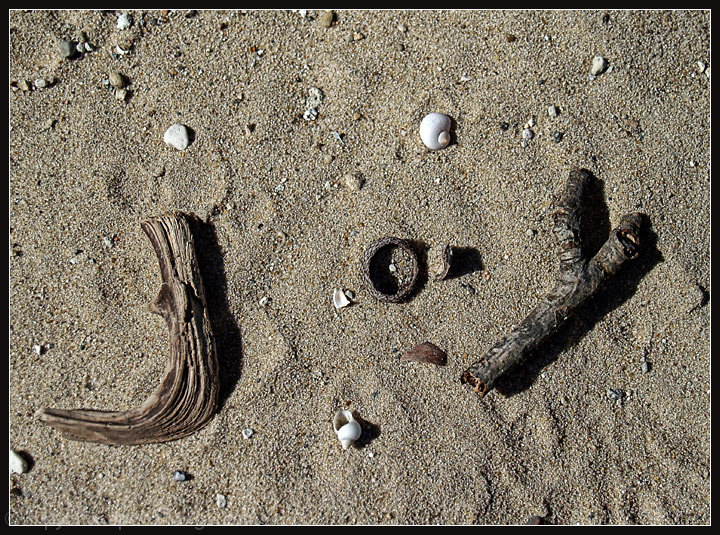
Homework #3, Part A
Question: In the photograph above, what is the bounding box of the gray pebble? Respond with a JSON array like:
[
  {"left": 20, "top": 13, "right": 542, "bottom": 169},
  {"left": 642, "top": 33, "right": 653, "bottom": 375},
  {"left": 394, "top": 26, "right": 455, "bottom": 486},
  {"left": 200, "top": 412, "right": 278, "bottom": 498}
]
[
  {"left": 344, "top": 172, "right": 364, "bottom": 192},
  {"left": 59, "top": 40, "right": 78, "bottom": 59},
  {"left": 318, "top": 10, "right": 335, "bottom": 28},
  {"left": 173, "top": 470, "right": 187, "bottom": 482},
  {"left": 552, "top": 131, "right": 564, "bottom": 143},
  {"left": 548, "top": 105, "right": 559, "bottom": 117},
  {"left": 641, "top": 361, "right": 650, "bottom": 374},
  {"left": 108, "top": 72, "right": 126, "bottom": 89},
  {"left": 521, "top": 128, "right": 534, "bottom": 140}
]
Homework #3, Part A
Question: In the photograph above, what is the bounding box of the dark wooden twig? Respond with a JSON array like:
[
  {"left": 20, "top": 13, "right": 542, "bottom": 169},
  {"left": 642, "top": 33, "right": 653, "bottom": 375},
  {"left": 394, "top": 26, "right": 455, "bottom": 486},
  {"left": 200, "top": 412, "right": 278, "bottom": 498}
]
[
  {"left": 461, "top": 169, "right": 644, "bottom": 397},
  {"left": 38, "top": 213, "right": 219, "bottom": 444}
]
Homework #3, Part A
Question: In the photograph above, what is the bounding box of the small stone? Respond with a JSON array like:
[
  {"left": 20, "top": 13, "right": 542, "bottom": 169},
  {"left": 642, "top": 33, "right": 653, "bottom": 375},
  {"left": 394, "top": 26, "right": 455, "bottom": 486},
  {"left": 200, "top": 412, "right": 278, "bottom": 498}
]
[
  {"left": 499, "top": 122, "right": 510, "bottom": 131},
  {"left": 697, "top": 60, "right": 706, "bottom": 73},
  {"left": 241, "top": 428, "right": 254, "bottom": 440},
  {"left": 108, "top": 72, "right": 126, "bottom": 89},
  {"left": 521, "top": 128, "right": 534, "bottom": 140},
  {"left": 590, "top": 55, "right": 608, "bottom": 76},
  {"left": 641, "top": 361, "right": 650, "bottom": 374},
  {"left": 525, "top": 228, "right": 537, "bottom": 238},
  {"left": 303, "top": 108, "right": 318, "bottom": 121},
  {"left": 17, "top": 80, "right": 31, "bottom": 92},
  {"left": 305, "top": 87, "right": 323, "bottom": 109},
  {"left": 259, "top": 296, "right": 270, "bottom": 307},
  {"left": 353, "top": 32, "right": 365, "bottom": 41},
  {"left": 548, "top": 105, "right": 559, "bottom": 117},
  {"left": 397, "top": 23, "right": 408, "bottom": 32},
  {"left": 344, "top": 172, "right": 364, "bottom": 192},
  {"left": 59, "top": 40, "right": 78, "bottom": 59},
  {"left": 216, "top": 494, "right": 227, "bottom": 508},
  {"left": 352, "top": 112, "right": 362, "bottom": 121},
  {"left": 163, "top": 124, "right": 191, "bottom": 150},
  {"left": 114, "top": 88, "right": 128, "bottom": 102},
  {"left": 34, "top": 78, "right": 47, "bottom": 89},
  {"left": 173, "top": 470, "right": 187, "bottom": 482},
  {"left": 10, "top": 449, "right": 28, "bottom": 474},
  {"left": 552, "top": 131, "right": 564, "bottom": 143},
  {"left": 102, "top": 236, "right": 114, "bottom": 249},
  {"left": 117, "top": 12, "right": 133, "bottom": 30},
  {"left": 319, "top": 10, "right": 335, "bottom": 28}
]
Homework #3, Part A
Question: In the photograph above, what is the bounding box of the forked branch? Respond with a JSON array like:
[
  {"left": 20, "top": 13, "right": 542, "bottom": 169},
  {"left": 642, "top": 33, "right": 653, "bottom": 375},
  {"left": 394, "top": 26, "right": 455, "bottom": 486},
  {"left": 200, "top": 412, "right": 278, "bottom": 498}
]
[
  {"left": 461, "top": 169, "right": 644, "bottom": 397},
  {"left": 38, "top": 213, "right": 219, "bottom": 444}
]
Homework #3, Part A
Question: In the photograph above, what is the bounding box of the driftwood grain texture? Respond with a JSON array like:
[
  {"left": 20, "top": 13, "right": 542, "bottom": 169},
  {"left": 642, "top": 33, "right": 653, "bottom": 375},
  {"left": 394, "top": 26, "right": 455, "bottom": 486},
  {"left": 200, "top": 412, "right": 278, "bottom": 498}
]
[
  {"left": 461, "top": 169, "right": 644, "bottom": 397},
  {"left": 38, "top": 213, "right": 219, "bottom": 444}
]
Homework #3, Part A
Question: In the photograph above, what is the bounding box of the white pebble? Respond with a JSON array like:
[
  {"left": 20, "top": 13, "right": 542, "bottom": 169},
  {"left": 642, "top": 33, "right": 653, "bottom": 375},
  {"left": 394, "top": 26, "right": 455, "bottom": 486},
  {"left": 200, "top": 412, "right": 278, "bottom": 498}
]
[
  {"left": 10, "top": 449, "right": 28, "bottom": 474},
  {"left": 522, "top": 128, "right": 534, "bottom": 140},
  {"left": 117, "top": 13, "right": 133, "bottom": 30},
  {"left": 590, "top": 55, "right": 608, "bottom": 76},
  {"left": 241, "top": 428, "right": 254, "bottom": 440},
  {"left": 548, "top": 105, "right": 559, "bottom": 117},
  {"left": 216, "top": 494, "right": 227, "bottom": 508},
  {"left": 163, "top": 124, "right": 191, "bottom": 150}
]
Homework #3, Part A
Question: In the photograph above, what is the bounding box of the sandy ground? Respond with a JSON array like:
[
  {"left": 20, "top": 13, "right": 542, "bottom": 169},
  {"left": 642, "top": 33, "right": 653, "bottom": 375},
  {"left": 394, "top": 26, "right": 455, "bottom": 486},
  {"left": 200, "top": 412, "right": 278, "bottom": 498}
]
[{"left": 9, "top": 9, "right": 710, "bottom": 525}]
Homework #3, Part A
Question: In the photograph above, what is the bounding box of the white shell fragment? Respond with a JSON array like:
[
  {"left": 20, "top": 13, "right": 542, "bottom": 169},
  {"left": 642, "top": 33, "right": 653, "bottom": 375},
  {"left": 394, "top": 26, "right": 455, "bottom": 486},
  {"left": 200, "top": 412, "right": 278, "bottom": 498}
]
[
  {"left": 419, "top": 112, "right": 452, "bottom": 150},
  {"left": 590, "top": 55, "right": 608, "bottom": 76},
  {"left": 333, "top": 288, "right": 351, "bottom": 309},
  {"left": 164, "top": 124, "right": 191, "bottom": 150},
  {"left": 9, "top": 449, "right": 28, "bottom": 474},
  {"left": 333, "top": 410, "right": 361, "bottom": 449}
]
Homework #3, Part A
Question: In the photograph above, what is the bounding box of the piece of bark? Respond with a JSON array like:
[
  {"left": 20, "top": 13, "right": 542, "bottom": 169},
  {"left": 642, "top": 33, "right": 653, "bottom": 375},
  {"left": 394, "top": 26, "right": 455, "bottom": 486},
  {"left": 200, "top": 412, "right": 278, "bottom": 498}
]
[
  {"left": 37, "top": 213, "right": 219, "bottom": 444},
  {"left": 401, "top": 341, "right": 447, "bottom": 366},
  {"left": 461, "top": 169, "right": 644, "bottom": 397}
]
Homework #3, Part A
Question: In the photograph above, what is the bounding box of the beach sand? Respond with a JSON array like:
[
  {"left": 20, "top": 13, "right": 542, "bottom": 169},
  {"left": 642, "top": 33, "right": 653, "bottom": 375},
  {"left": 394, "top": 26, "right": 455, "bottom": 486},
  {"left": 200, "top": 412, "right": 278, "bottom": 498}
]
[{"left": 9, "top": 9, "right": 710, "bottom": 524}]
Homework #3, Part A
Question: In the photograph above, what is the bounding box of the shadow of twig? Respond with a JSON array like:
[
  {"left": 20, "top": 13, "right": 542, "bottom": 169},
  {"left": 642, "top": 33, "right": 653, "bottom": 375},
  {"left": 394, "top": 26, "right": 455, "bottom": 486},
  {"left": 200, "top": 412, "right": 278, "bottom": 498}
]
[{"left": 188, "top": 215, "right": 243, "bottom": 410}]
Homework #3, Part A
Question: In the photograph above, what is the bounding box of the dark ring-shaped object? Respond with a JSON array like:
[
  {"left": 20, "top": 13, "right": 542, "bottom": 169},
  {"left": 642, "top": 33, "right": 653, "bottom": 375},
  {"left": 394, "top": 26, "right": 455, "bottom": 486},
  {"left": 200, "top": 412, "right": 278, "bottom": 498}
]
[{"left": 362, "top": 237, "right": 419, "bottom": 303}]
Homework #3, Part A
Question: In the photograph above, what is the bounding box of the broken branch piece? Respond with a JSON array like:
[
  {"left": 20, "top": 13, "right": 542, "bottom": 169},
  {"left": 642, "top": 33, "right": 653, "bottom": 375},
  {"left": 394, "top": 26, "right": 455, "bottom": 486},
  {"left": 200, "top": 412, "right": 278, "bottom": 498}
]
[
  {"left": 38, "top": 213, "right": 219, "bottom": 444},
  {"left": 461, "top": 169, "right": 644, "bottom": 397}
]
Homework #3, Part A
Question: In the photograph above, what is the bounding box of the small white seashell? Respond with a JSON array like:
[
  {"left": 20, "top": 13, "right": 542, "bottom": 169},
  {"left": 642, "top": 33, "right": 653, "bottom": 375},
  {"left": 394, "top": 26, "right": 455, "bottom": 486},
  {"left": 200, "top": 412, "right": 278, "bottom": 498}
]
[
  {"left": 333, "top": 288, "right": 351, "bottom": 309},
  {"left": 10, "top": 449, "right": 28, "bottom": 474},
  {"left": 419, "top": 112, "right": 452, "bottom": 150},
  {"left": 333, "top": 410, "right": 361, "bottom": 449},
  {"left": 164, "top": 124, "right": 191, "bottom": 150}
]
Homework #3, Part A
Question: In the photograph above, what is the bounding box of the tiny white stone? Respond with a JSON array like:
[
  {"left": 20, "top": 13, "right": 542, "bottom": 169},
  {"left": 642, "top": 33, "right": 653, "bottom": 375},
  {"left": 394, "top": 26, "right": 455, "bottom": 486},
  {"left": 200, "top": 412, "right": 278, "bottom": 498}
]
[
  {"left": 548, "top": 105, "right": 559, "bottom": 117},
  {"left": 522, "top": 128, "right": 534, "bottom": 140},
  {"left": 164, "top": 124, "right": 191, "bottom": 150},
  {"left": 241, "top": 428, "right": 254, "bottom": 439},
  {"left": 216, "top": 494, "right": 227, "bottom": 508},
  {"left": 34, "top": 78, "right": 47, "bottom": 89},
  {"left": 259, "top": 296, "right": 270, "bottom": 307},
  {"left": 590, "top": 55, "right": 608, "bottom": 76},
  {"left": 32, "top": 344, "right": 42, "bottom": 355},
  {"left": 10, "top": 449, "right": 28, "bottom": 474},
  {"left": 117, "top": 13, "right": 133, "bottom": 30},
  {"left": 697, "top": 60, "right": 706, "bottom": 73}
]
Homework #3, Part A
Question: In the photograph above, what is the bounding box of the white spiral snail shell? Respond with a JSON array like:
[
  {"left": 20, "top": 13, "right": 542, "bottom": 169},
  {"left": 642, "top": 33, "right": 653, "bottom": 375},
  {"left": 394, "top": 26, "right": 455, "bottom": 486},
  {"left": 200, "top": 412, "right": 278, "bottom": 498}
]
[
  {"left": 419, "top": 112, "right": 452, "bottom": 150},
  {"left": 333, "top": 409, "right": 361, "bottom": 450}
]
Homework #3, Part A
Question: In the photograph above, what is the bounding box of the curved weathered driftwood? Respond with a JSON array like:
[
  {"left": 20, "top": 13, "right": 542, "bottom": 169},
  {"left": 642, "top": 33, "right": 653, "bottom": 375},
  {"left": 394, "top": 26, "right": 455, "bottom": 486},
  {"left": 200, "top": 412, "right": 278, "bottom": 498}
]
[
  {"left": 461, "top": 169, "right": 644, "bottom": 397},
  {"left": 38, "top": 213, "right": 219, "bottom": 444}
]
